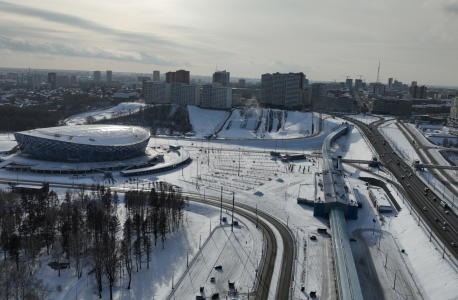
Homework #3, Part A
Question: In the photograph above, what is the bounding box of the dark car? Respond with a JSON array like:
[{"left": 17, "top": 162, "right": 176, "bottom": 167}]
[
  {"left": 310, "top": 235, "right": 317, "bottom": 240},
  {"left": 196, "top": 296, "right": 205, "bottom": 300},
  {"left": 211, "top": 293, "right": 220, "bottom": 299},
  {"left": 214, "top": 265, "right": 222, "bottom": 270}
]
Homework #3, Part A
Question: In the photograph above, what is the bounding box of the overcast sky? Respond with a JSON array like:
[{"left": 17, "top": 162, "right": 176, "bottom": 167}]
[{"left": 1, "top": 0, "right": 458, "bottom": 86}]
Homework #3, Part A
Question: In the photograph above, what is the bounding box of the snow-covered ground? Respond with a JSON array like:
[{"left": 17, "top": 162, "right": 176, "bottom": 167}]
[
  {"left": 215, "top": 108, "right": 319, "bottom": 140},
  {"left": 379, "top": 120, "right": 420, "bottom": 162},
  {"left": 347, "top": 114, "right": 380, "bottom": 125},
  {"left": 65, "top": 102, "right": 146, "bottom": 125},
  {"left": 187, "top": 106, "right": 230, "bottom": 136},
  {"left": 1, "top": 113, "right": 458, "bottom": 299}
]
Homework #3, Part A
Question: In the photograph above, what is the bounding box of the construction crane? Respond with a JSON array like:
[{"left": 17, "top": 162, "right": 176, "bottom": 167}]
[
  {"left": 356, "top": 75, "right": 363, "bottom": 80},
  {"left": 343, "top": 75, "right": 351, "bottom": 79},
  {"left": 376, "top": 61, "right": 380, "bottom": 83}
]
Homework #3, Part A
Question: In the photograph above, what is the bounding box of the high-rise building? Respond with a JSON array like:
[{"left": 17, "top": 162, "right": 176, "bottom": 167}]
[
  {"left": 346, "top": 79, "right": 353, "bottom": 91},
  {"left": 411, "top": 81, "right": 417, "bottom": 87},
  {"left": 260, "top": 72, "right": 305, "bottom": 106},
  {"left": 143, "top": 81, "right": 171, "bottom": 104},
  {"left": 171, "top": 83, "right": 200, "bottom": 106},
  {"left": 106, "top": 70, "right": 112, "bottom": 83},
  {"left": 388, "top": 78, "right": 393, "bottom": 90},
  {"left": 32, "top": 74, "right": 41, "bottom": 90},
  {"left": 70, "top": 75, "right": 77, "bottom": 86},
  {"left": 56, "top": 75, "right": 69, "bottom": 88},
  {"left": 153, "top": 70, "right": 160, "bottom": 82},
  {"left": 409, "top": 85, "right": 427, "bottom": 99},
  {"left": 166, "top": 70, "right": 190, "bottom": 85},
  {"left": 354, "top": 79, "right": 363, "bottom": 91},
  {"left": 311, "top": 83, "right": 327, "bottom": 98},
  {"left": 213, "top": 70, "right": 230, "bottom": 87},
  {"left": 373, "top": 84, "right": 386, "bottom": 96},
  {"left": 48, "top": 73, "right": 56, "bottom": 90},
  {"left": 201, "top": 84, "right": 232, "bottom": 108},
  {"left": 238, "top": 79, "right": 246, "bottom": 88},
  {"left": 93, "top": 71, "right": 101, "bottom": 85}
]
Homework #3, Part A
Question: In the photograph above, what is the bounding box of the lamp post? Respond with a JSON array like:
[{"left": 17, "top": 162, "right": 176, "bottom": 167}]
[{"left": 372, "top": 218, "right": 376, "bottom": 235}]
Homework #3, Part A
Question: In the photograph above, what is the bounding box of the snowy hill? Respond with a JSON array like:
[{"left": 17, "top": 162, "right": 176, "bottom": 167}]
[{"left": 188, "top": 107, "right": 319, "bottom": 140}]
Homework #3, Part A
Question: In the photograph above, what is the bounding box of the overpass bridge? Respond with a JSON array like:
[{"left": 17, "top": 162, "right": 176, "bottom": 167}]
[
  {"left": 316, "top": 124, "right": 364, "bottom": 300},
  {"left": 413, "top": 163, "right": 458, "bottom": 171}
]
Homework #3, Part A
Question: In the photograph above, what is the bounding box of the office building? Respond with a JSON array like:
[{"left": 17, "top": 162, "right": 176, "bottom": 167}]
[
  {"left": 143, "top": 81, "right": 171, "bottom": 104},
  {"left": 260, "top": 72, "right": 305, "bottom": 106},
  {"left": 388, "top": 78, "right": 393, "bottom": 90},
  {"left": 93, "top": 71, "right": 101, "bottom": 85},
  {"left": 313, "top": 95, "right": 353, "bottom": 112},
  {"left": 166, "top": 70, "right": 190, "bottom": 85},
  {"left": 201, "top": 84, "right": 232, "bottom": 109},
  {"left": 311, "top": 83, "right": 327, "bottom": 99},
  {"left": 56, "top": 75, "right": 69, "bottom": 88},
  {"left": 106, "top": 70, "right": 112, "bottom": 82},
  {"left": 48, "top": 72, "right": 56, "bottom": 90},
  {"left": 153, "top": 70, "right": 160, "bottom": 82},
  {"left": 238, "top": 79, "right": 246, "bottom": 88},
  {"left": 409, "top": 85, "right": 427, "bottom": 99},
  {"left": 213, "top": 70, "right": 230, "bottom": 87},
  {"left": 368, "top": 98, "right": 412, "bottom": 116}
]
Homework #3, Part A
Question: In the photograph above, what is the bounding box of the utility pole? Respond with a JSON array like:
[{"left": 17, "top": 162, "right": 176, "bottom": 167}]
[
  {"left": 199, "top": 233, "right": 201, "bottom": 249},
  {"left": 220, "top": 186, "right": 223, "bottom": 225},
  {"left": 231, "top": 192, "right": 235, "bottom": 232},
  {"left": 238, "top": 148, "right": 241, "bottom": 176}
]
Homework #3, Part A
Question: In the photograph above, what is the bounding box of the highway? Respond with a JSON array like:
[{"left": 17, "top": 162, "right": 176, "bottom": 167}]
[
  {"left": 0, "top": 178, "right": 295, "bottom": 300},
  {"left": 342, "top": 116, "right": 458, "bottom": 259}
]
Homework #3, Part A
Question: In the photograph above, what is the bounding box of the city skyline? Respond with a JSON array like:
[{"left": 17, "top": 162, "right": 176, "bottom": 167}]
[{"left": 1, "top": 0, "right": 458, "bottom": 86}]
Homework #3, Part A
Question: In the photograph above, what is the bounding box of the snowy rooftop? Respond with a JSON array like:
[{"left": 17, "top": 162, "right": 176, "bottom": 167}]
[{"left": 15, "top": 125, "right": 150, "bottom": 146}]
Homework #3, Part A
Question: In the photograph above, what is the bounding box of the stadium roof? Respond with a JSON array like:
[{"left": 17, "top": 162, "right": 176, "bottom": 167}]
[{"left": 15, "top": 125, "right": 150, "bottom": 147}]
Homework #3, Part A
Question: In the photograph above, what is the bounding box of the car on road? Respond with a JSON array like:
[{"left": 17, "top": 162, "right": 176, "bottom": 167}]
[
  {"left": 211, "top": 293, "right": 220, "bottom": 299},
  {"left": 444, "top": 222, "right": 448, "bottom": 226},
  {"left": 214, "top": 265, "right": 222, "bottom": 270},
  {"left": 423, "top": 207, "right": 427, "bottom": 211},
  {"left": 350, "top": 238, "right": 357, "bottom": 242},
  {"left": 435, "top": 218, "right": 439, "bottom": 222},
  {"left": 310, "top": 235, "right": 317, "bottom": 240},
  {"left": 452, "top": 243, "right": 457, "bottom": 248},
  {"left": 196, "top": 296, "right": 205, "bottom": 300},
  {"left": 210, "top": 277, "right": 215, "bottom": 282},
  {"left": 443, "top": 227, "right": 448, "bottom": 231}
]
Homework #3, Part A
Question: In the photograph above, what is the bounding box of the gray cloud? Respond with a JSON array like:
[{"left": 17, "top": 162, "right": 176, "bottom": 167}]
[
  {"left": 0, "top": 1, "right": 175, "bottom": 47},
  {"left": 0, "top": 35, "right": 184, "bottom": 65},
  {"left": 444, "top": 1, "right": 458, "bottom": 13}
]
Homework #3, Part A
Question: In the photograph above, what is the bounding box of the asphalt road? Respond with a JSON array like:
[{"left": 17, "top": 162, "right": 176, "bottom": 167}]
[{"left": 342, "top": 116, "right": 458, "bottom": 259}]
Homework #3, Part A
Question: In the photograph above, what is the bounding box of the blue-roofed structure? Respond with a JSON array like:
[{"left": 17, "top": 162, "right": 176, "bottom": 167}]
[{"left": 314, "top": 124, "right": 359, "bottom": 219}]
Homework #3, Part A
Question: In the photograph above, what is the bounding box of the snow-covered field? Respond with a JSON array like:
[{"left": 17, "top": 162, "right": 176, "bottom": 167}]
[
  {"left": 1, "top": 113, "right": 458, "bottom": 300},
  {"left": 379, "top": 120, "right": 420, "bottom": 162},
  {"left": 66, "top": 102, "right": 146, "bottom": 125},
  {"left": 187, "top": 106, "right": 230, "bottom": 136}
]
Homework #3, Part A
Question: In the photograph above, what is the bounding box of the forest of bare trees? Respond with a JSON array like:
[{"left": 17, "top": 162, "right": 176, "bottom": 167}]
[{"left": 0, "top": 182, "right": 187, "bottom": 300}]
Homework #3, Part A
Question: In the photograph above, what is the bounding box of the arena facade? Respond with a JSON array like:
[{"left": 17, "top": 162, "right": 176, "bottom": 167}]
[{"left": 14, "top": 125, "right": 150, "bottom": 162}]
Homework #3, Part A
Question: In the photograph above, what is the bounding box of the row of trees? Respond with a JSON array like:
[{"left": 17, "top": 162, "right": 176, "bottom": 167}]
[
  {"left": 0, "top": 182, "right": 187, "bottom": 299},
  {"left": 96, "top": 104, "right": 193, "bottom": 134}
]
